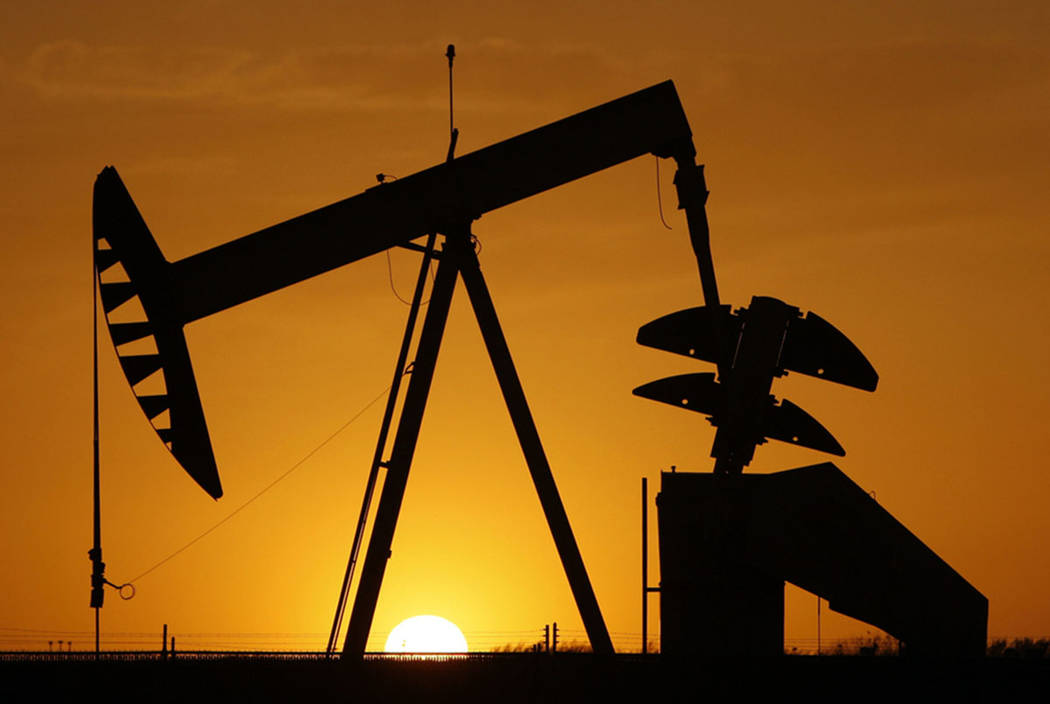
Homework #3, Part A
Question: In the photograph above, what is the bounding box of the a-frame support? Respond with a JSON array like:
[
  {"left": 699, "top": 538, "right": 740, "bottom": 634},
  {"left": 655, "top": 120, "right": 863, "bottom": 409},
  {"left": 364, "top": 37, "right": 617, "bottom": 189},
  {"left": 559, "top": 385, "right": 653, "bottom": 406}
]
[{"left": 342, "top": 229, "right": 613, "bottom": 657}]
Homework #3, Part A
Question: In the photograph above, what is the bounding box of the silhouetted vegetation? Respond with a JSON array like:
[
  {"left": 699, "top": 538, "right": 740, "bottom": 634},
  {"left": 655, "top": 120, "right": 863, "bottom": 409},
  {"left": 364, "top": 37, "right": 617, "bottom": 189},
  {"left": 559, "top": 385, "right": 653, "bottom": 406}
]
[
  {"left": 987, "top": 638, "right": 1050, "bottom": 658},
  {"left": 492, "top": 640, "right": 595, "bottom": 653},
  {"left": 492, "top": 642, "right": 538, "bottom": 653},
  {"left": 822, "top": 635, "right": 901, "bottom": 656}
]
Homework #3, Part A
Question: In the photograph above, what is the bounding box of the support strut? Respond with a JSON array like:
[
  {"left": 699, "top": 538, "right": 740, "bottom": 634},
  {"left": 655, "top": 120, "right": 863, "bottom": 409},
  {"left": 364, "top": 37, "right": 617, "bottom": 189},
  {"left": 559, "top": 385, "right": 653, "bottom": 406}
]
[
  {"left": 342, "top": 229, "right": 613, "bottom": 657},
  {"left": 456, "top": 234, "right": 614, "bottom": 655},
  {"left": 326, "top": 233, "right": 437, "bottom": 655},
  {"left": 342, "top": 240, "right": 460, "bottom": 656}
]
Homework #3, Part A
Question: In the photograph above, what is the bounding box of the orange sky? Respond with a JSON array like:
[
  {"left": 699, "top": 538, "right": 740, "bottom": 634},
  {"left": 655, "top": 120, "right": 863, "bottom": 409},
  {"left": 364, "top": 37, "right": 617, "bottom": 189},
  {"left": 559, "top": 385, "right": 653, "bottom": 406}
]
[{"left": 1, "top": 1, "right": 1048, "bottom": 652}]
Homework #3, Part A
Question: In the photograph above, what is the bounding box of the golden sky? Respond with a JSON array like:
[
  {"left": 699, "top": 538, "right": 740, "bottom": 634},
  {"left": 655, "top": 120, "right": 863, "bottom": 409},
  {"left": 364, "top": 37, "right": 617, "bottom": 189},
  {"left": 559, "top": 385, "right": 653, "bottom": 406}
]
[{"left": 1, "top": 1, "right": 1048, "bottom": 651}]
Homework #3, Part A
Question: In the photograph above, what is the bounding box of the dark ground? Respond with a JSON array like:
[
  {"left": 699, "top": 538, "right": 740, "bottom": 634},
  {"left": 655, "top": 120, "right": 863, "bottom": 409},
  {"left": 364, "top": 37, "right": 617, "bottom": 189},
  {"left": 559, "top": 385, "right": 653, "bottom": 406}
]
[{"left": 2, "top": 653, "right": 1047, "bottom": 702}]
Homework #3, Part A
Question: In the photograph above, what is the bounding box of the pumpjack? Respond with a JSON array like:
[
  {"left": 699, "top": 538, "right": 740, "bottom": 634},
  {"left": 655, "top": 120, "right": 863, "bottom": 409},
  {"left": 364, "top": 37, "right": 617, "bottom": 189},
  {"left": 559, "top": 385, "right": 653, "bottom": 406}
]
[{"left": 92, "top": 78, "right": 985, "bottom": 657}]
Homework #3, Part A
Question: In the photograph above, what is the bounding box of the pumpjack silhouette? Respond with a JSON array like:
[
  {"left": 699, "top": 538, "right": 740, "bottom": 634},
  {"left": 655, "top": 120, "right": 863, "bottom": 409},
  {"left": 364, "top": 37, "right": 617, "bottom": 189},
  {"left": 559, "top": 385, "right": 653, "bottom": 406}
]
[{"left": 92, "top": 78, "right": 985, "bottom": 657}]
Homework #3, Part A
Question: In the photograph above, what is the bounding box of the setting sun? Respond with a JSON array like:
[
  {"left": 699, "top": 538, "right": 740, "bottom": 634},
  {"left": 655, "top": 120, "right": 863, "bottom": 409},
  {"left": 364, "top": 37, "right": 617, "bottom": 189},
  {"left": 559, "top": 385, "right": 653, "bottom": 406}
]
[{"left": 384, "top": 616, "right": 469, "bottom": 653}]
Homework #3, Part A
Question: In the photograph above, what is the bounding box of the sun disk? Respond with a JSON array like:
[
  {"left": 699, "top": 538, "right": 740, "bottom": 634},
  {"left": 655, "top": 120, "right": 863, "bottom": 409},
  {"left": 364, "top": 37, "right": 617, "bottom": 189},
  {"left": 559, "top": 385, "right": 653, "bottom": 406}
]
[{"left": 384, "top": 615, "right": 468, "bottom": 653}]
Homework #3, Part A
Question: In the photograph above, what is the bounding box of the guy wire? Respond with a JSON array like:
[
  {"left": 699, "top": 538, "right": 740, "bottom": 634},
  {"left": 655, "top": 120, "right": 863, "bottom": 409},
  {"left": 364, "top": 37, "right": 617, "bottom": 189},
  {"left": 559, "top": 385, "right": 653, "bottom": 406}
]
[{"left": 127, "top": 384, "right": 392, "bottom": 584}]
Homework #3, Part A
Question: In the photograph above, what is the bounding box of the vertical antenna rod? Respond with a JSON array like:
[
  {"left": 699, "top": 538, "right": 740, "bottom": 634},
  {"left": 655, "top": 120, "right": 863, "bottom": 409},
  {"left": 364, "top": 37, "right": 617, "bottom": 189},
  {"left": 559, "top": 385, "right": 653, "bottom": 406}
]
[
  {"left": 445, "top": 44, "right": 459, "bottom": 162},
  {"left": 446, "top": 44, "right": 455, "bottom": 134}
]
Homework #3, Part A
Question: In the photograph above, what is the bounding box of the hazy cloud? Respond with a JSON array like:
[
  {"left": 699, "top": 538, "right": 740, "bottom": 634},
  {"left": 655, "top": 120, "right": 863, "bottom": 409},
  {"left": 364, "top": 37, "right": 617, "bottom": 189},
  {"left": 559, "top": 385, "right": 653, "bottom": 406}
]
[
  {"left": 20, "top": 41, "right": 252, "bottom": 100},
  {"left": 710, "top": 39, "right": 1050, "bottom": 117},
  {"left": 13, "top": 40, "right": 437, "bottom": 110},
  {"left": 9, "top": 38, "right": 661, "bottom": 114}
]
